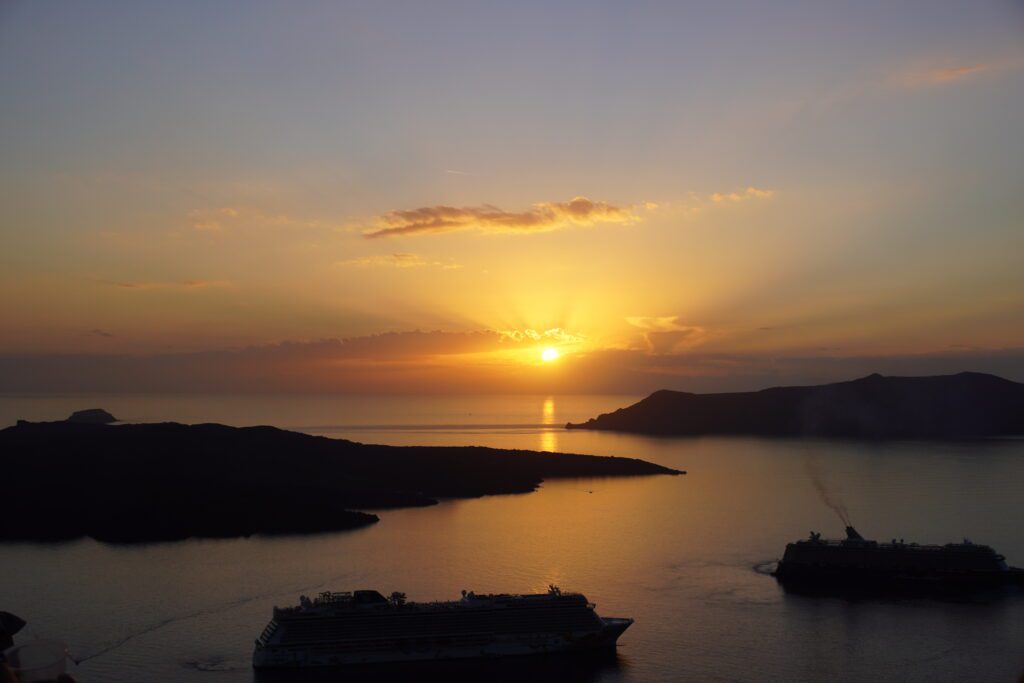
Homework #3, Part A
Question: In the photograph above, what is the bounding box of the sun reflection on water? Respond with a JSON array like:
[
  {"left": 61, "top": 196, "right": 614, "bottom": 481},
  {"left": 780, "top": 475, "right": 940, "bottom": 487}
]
[{"left": 540, "top": 396, "right": 557, "bottom": 452}]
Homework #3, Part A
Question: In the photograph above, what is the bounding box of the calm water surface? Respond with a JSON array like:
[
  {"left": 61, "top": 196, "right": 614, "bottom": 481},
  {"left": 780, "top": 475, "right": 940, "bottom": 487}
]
[{"left": 2, "top": 395, "right": 1023, "bottom": 682}]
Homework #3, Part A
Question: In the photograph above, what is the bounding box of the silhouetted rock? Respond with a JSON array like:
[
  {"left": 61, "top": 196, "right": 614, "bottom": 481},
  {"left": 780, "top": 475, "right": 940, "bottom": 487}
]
[
  {"left": 66, "top": 408, "right": 116, "bottom": 424},
  {"left": 566, "top": 372, "right": 1024, "bottom": 439},
  {"left": 0, "top": 421, "right": 679, "bottom": 543}
]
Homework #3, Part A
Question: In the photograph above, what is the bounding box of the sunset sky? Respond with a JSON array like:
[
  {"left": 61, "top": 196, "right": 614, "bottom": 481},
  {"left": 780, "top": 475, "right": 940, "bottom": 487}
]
[{"left": 2, "top": 1, "right": 1023, "bottom": 393}]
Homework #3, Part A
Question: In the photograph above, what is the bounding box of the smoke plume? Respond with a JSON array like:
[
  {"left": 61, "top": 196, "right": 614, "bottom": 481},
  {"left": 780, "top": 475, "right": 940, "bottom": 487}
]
[{"left": 803, "top": 456, "right": 852, "bottom": 527}]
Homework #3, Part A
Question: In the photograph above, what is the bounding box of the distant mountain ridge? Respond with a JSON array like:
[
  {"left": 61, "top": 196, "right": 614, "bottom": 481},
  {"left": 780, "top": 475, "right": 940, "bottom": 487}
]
[{"left": 566, "top": 372, "right": 1024, "bottom": 438}]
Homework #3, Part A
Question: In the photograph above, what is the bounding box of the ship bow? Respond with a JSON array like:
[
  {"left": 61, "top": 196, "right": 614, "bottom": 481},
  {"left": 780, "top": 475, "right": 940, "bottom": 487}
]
[{"left": 600, "top": 617, "right": 633, "bottom": 644}]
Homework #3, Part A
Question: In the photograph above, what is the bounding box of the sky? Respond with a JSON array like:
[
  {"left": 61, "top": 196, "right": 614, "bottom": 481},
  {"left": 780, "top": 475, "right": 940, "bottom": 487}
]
[{"left": 1, "top": 1, "right": 1023, "bottom": 394}]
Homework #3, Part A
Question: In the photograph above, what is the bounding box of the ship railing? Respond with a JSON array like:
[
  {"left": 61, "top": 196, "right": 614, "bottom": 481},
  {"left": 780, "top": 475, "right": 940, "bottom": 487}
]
[
  {"left": 255, "top": 621, "right": 278, "bottom": 647},
  {"left": 410, "top": 593, "right": 584, "bottom": 608},
  {"left": 278, "top": 591, "right": 590, "bottom": 615},
  {"left": 316, "top": 591, "right": 354, "bottom": 604},
  {"left": 799, "top": 539, "right": 993, "bottom": 552}
]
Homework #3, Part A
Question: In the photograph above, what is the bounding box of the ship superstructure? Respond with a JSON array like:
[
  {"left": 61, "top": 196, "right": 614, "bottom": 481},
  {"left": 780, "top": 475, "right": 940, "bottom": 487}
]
[
  {"left": 773, "top": 526, "right": 1024, "bottom": 590},
  {"left": 253, "top": 587, "right": 632, "bottom": 668}
]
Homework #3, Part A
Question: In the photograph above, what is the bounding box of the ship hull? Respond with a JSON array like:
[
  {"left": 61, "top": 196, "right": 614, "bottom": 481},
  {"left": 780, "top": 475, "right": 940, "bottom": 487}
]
[
  {"left": 773, "top": 563, "right": 1024, "bottom": 594},
  {"left": 253, "top": 648, "right": 621, "bottom": 682},
  {"left": 253, "top": 618, "right": 632, "bottom": 669}
]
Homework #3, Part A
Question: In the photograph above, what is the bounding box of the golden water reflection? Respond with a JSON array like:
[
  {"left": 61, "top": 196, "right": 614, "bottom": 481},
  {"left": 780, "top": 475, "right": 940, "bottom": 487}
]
[
  {"left": 540, "top": 429, "right": 558, "bottom": 453},
  {"left": 540, "top": 396, "right": 557, "bottom": 452},
  {"left": 541, "top": 396, "right": 555, "bottom": 424}
]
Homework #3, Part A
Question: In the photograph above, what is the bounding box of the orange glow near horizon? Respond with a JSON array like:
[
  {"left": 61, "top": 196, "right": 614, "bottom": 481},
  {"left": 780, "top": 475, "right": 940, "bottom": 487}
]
[{"left": 3, "top": 4, "right": 1024, "bottom": 396}]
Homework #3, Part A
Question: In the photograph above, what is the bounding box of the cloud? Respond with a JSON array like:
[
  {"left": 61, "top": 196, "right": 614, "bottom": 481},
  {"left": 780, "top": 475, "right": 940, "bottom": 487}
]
[
  {"left": 90, "top": 329, "right": 114, "bottom": 338},
  {"left": 7, "top": 338, "right": 1024, "bottom": 395},
  {"left": 189, "top": 207, "right": 241, "bottom": 232},
  {"left": 627, "top": 316, "right": 706, "bottom": 354},
  {"left": 626, "top": 316, "right": 687, "bottom": 332},
  {"left": 710, "top": 187, "right": 775, "bottom": 203},
  {"left": 362, "top": 196, "right": 639, "bottom": 239},
  {"left": 103, "top": 279, "right": 232, "bottom": 290},
  {"left": 0, "top": 330, "right": 597, "bottom": 394},
  {"left": 338, "top": 253, "right": 462, "bottom": 270},
  {"left": 318, "top": 331, "right": 507, "bottom": 359},
  {"left": 640, "top": 189, "right": 775, "bottom": 218},
  {"left": 643, "top": 329, "right": 705, "bottom": 354},
  {"left": 498, "top": 328, "right": 586, "bottom": 345},
  {"left": 894, "top": 55, "right": 1024, "bottom": 88},
  {"left": 927, "top": 64, "right": 992, "bottom": 83},
  {"left": 326, "top": 329, "right": 585, "bottom": 358}
]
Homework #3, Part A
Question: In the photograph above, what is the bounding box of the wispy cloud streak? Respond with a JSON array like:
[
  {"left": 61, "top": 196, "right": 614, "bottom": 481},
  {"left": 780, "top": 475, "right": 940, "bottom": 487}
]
[
  {"left": 102, "top": 279, "right": 232, "bottom": 290},
  {"left": 362, "top": 196, "right": 638, "bottom": 239},
  {"left": 710, "top": 187, "right": 775, "bottom": 203},
  {"left": 627, "top": 316, "right": 706, "bottom": 354},
  {"left": 894, "top": 54, "right": 1024, "bottom": 88},
  {"left": 338, "top": 253, "right": 462, "bottom": 269}
]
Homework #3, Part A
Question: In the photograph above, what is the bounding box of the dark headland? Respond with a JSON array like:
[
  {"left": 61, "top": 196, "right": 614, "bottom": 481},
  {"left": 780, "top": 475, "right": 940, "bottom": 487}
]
[
  {"left": 567, "top": 372, "right": 1024, "bottom": 439},
  {"left": 0, "top": 419, "right": 680, "bottom": 543}
]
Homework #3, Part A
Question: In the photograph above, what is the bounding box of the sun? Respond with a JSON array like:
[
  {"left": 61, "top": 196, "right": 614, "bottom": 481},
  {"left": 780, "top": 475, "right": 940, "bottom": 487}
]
[{"left": 541, "top": 347, "right": 560, "bottom": 362}]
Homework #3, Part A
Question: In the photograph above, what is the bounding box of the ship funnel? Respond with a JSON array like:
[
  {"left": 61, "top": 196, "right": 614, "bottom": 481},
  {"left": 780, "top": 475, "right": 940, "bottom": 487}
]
[{"left": 845, "top": 526, "right": 864, "bottom": 541}]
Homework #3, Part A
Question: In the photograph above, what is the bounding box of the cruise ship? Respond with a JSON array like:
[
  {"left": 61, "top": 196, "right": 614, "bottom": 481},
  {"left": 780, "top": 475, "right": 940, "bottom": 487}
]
[
  {"left": 773, "top": 526, "right": 1024, "bottom": 590},
  {"left": 253, "top": 587, "right": 633, "bottom": 668}
]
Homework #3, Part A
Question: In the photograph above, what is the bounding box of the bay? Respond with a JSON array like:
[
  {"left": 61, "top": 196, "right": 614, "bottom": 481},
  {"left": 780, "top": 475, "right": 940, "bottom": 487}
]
[{"left": 1, "top": 394, "right": 1022, "bottom": 682}]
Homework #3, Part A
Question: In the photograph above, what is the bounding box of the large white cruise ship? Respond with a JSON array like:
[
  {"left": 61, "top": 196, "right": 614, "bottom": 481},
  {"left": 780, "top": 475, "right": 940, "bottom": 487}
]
[{"left": 253, "top": 586, "right": 633, "bottom": 669}]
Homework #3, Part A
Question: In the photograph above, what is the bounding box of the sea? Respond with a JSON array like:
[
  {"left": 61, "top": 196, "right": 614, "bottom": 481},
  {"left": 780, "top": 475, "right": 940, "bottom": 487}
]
[{"left": 1, "top": 394, "right": 1023, "bottom": 682}]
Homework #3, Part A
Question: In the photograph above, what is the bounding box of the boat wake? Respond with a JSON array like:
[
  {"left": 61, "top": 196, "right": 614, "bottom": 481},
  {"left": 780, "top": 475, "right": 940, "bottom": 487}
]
[
  {"left": 73, "top": 572, "right": 365, "bottom": 664},
  {"left": 703, "top": 584, "right": 780, "bottom": 607},
  {"left": 183, "top": 656, "right": 249, "bottom": 672},
  {"left": 752, "top": 560, "right": 778, "bottom": 576}
]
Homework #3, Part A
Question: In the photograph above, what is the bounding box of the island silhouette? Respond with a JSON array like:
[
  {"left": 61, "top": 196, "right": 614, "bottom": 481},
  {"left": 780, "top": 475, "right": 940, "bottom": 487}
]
[
  {"left": 0, "top": 419, "right": 680, "bottom": 543},
  {"left": 566, "top": 372, "right": 1024, "bottom": 438}
]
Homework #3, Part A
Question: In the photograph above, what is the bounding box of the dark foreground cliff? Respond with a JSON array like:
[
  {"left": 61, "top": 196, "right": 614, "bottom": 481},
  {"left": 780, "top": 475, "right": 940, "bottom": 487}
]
[
  {"left": 0, "top": 420, "right": 680, "bottom": 543},
  {"left": 567, "top": 372, "right": 1024, "bottom": 439}
]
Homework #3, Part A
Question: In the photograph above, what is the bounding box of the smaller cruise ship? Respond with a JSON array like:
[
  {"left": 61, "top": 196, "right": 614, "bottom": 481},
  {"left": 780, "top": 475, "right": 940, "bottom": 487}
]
[
  {"left": 253, "top": 586, "right": 633, "bottom": 669},
  {"left": 773, "top": 526, "right": 1024, "bottom": 591}
]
